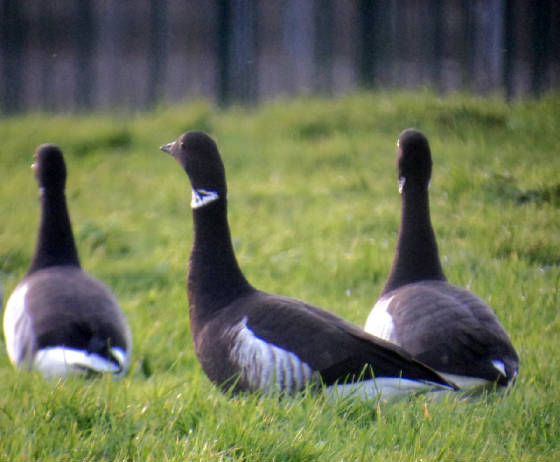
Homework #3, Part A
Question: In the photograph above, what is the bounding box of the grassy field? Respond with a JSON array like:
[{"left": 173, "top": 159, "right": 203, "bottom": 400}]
[{"left": 0, "top": 90, "right": 559, "bottom": 461}]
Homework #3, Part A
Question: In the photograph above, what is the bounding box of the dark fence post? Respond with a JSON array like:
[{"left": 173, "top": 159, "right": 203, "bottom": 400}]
[
  {"left": 38, "top": 2, "right": 56, "bottom": 111},
  {"left": 356, "top": 0, "right": 376, "bottom": 88},
  {"left": 75, "top": 0, "right": 96, "bottom": 111},
  {"left": 313, "top": 0, "right": 335, "bottom": 95},
  {"left": 216, "top": 0, "right": 258, "bottom": 105},
  {"left": 1, "top": 0, "right": 25, "bottom": 114},
  {"left": 2, "top": 1, "right": 559, "bottom": 112},
  {"left": 461, "top": 0, "right": 475, "bottom": 91},
  {"left": 503, "top": 0, "right": 515, "bottom": 100},
  {"left": 216, "top": 0, "right": 231, "bottom": 106},
  {"left": 430, "top": 0, "right": 445, "bottom": 91},
  {"left": 282, "top": 0, "right": 313, "bottom": 93},
  {"left": 531, "top": 0, "right": 551, "bottom": 97},
  {"left": 147, "top": 0, "right": 168, "bottom": 109},
  {"left": 356, "top": 0, "right": 393, "bottom": 88},
  {"left": 313, "top": 0, "right": 334, "bottom": 95},
  {"left": 472, "top": 0, "right": 504, "bottom": 93},
  {"left": 231, "top": 0, "right": 258, "bottom": 103}
]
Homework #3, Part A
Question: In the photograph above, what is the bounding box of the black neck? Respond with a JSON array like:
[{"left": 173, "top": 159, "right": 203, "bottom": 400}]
[
  {"left": 28, "top": 189, "right": 81, "bottom": 274},
  {"left": 381, "top": 182, "right": 445, "bottom": 295},
  {"left": 188, "top": 198, "right": 253, "bottom": 316}
]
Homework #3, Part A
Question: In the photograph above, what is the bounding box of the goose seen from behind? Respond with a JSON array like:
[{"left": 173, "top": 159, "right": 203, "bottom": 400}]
[
  {"left": 160, "top": 131, "right": 457, "bottom": 399},
  {"left": 365, "top": 129, "right": 519, "bottom": 389},
  {"left": 3, "top": 144, "right": 132, "bottom": 378}
]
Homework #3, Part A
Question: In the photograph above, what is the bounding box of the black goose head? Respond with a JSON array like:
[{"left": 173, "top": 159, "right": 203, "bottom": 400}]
[
  {"left": 397, "top": 129, "right": 432, "bottom": 193},
  {"left": 161, "top": 131, "right": 227, "bottom": 205},
  {"left": 33, "top": 144, "right": 67, "bottom": 193}
]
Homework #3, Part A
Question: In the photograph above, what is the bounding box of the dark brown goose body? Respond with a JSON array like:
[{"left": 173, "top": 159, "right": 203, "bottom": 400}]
[
  {"left": 161, "top": 131, "right": 456, "bottom": 398},
  {"left": 4, "top": 144, "right": 131, "bottom": 377},
  {"left": 365, "top": 129, "right": 518, "bottom": 388}
]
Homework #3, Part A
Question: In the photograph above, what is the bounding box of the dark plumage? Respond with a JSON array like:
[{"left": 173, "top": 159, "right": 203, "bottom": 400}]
[
  {"left": 161, "top": 131, "right": 457, "bottom": 399},
  {"left": 365, "top": 129, "right": 519, "bottom": 388},
  {"left": 3, "top": 144, "right": 131, "bottom": 377}
]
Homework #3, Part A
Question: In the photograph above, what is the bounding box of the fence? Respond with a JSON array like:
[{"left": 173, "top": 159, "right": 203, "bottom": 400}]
[{"left": 1, "top": 0, "right": 558, "bottom": 113}]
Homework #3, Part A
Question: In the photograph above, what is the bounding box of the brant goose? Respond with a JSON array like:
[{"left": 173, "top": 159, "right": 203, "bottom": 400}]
[
  {"left": 160, "top": 131, "right": 457, "bottom": 399},
  {"left": 3, "top": 144, "right": 132, "bottom": 378},
  {"left": 364, "top": 129, "right": 519, "bottom": 388}
]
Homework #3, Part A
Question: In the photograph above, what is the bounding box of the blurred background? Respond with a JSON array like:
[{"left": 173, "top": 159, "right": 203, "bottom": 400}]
[{"left": 1, "top": 0, "right": 558, "bottom": 114}]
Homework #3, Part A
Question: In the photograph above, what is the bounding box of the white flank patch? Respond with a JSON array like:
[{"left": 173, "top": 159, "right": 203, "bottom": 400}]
[
  {"left": 3, "top": 283, "right": 32, "bottom": 366},
  {"left": 491, "top": 359, "right": 506, "bottom": 377},
  {"left": 326, "top": 377, "right": 446, "bottom": 401},
  {"left": 229, "top": 317, "right": 313, "bottom": 393},
  {"left": 364, "top": 295, "right": 397, "bottom": 343},
  {"left": 34, "top": 346, "right": 129, "bottom": 378},
  {"left": 438, "top": 371, "right": 492, "bottom": 389},
  {"left": 191, "top": 188, "right": 219, "bottom": 209},
  {"left": 435, "top": 361, "right": 511, "bottom": 390}
]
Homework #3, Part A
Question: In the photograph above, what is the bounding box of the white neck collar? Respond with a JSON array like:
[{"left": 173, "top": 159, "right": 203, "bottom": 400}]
[{"left": 191, "top": 188, "right": 220, "bottom": 209}]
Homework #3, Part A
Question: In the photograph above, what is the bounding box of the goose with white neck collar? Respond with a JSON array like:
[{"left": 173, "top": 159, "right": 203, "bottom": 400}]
[
  {"left": 160, "top": 131, "right": 457, "bottom": 399},
  {"left": 3, "top": 144, "right": 132, "bottom": 378},
  {"left": 365, "top": 129, "right": 519, "bottom": 389}
]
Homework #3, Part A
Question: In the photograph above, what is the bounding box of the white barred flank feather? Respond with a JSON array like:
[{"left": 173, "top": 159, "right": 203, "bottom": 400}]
[{"left": 229, "top": 317, "right": 314, "bottom": 393}]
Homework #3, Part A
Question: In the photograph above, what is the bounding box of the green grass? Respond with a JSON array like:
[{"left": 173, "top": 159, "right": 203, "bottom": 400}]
[{"left": 1, "top": 90, "right": 559, "bottom": 460}]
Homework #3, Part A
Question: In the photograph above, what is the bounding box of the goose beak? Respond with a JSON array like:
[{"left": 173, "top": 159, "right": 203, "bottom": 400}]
[{"left": 160, "top": 141, "right": 176, "bottom": 154}]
